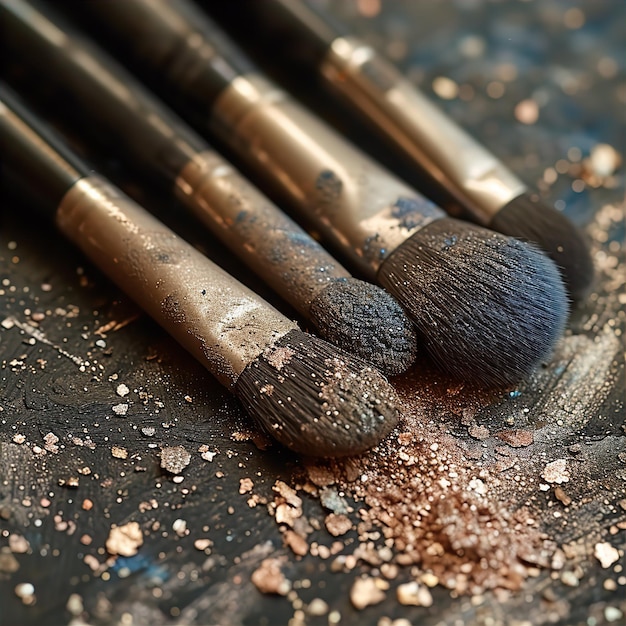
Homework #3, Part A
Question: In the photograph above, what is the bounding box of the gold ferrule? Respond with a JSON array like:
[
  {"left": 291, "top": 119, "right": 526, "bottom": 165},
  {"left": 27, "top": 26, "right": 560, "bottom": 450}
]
[
  {"left": 174, "top": 151, "right": 350, "bottom": 313},
  {"left": 211, "top": 74, "right": 442, "bottom": 278},
  {"left": 321, "top": 36, "right": 527, "bottom": 223},
  {"left": 56, "top": 175, "right": 297, "bottom": 386}
]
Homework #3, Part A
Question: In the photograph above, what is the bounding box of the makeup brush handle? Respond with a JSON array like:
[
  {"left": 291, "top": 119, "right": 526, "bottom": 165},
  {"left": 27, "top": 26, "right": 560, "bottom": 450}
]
[
  {"left": 1, "top": 0, "right": 203, "bottom": 183},
  {"left": 72, "top": 0, "right": 254, "bottom": 108},
  {"left": 0, "top": 85, "right": 86, "bottom": 214},
  {"left": 206, "top": 0, "right": 344, "bottom": 66},
  {"left": 0, "top": 89, "right": 298, "bottom": 387}
]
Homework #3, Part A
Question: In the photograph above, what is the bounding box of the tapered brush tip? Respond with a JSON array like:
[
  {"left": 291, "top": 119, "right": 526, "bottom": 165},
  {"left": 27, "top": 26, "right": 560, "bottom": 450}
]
[
  {"left": 490, "top": 192, "right": 594, "bottom": 300},
  {"left": 235, "top": 329, "right": 400, "bottom": 456},
  {"left": 309, "top": 277, "right": 418, "bottom": 376},
  {"left": 377, "top": 218, "right": 569, "bottom": 387}
]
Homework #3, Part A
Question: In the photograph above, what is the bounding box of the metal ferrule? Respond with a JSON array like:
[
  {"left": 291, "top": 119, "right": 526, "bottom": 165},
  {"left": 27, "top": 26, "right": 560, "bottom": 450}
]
[
  {"left": 321, "top": 36, "right": 527, "bottom": 223},
  {"left": 211, "top": 73, "right": 442, "bottom": 278},
  {"left": 56, "top": 175, "right": 297, "bottom": 386},
  {"left": 174, "top": 151, "right": 350, "bottom": 313}
]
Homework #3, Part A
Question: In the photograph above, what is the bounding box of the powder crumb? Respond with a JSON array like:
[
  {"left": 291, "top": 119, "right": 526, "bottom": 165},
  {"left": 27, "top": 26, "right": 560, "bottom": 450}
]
[
  {"left": 275, "top": 503, "right": 301, "bottom": 527},
  {"left": 396, "top": 581, "right": 433, "bottom": 607},
  {"left": 116, "top": 383, "right": 130, "bottom": 397},
  {"left": 594, "top": 542, "right": 620, "bottom": 568},
  {"left": 161, "top": 445, "right": 191, "bottom": 474},
  {"left": 8, "top": 534, "right": 30, "bottom": 554},
  {"left": 495, "top": 429, "right": 534, "bottom": 447},
  {"left": 112, "top": 403, "right": 129, "bottom": 416},
  {"left": 251, "top": 558, "right": 291, "bottom": 595},
  {"left": 542, "top": 459, "right": 570, "bottom": 484},
  {"left": 350, "top": 576, "right": 387, "bottom": 609},
  {"left": 14, "top": 582, "right": 35, "bottom": 605},
  {"left": 468, "top": 424, "right": 490, "bottom": 440},
  {"left": 105, "top": 522, "right": 143, "bottom": 557},
  {"left": 325, "top": 514, "right": 353, "bottom": 537},
  {"left": 12, "top": 434, "right": 25, "bottom": 444},
  {"left": 265, "top": 346, "right": 295, "bottom": 370},
  {"left": 43, "top": 432, "right": 59, "bottom": 453},
  {"left": 111, "top": 446, "right": 128, "bottom": 460},
  {"left": 554, "top": 487, "right": 572, "bottom": 506},
  {"left": 283, "top": 530, "right": 309, "bottom": 556},
  {"left": 306, "top": 598, "right": 329, "bottom": 616},
  {"left": 273, "top": 480, "right": 302, "bottom": 508},
  {"left": 194, "top": 538, "right": 212, "bottom": 551},
  {"left": 239, "top": 478, "right": 254, "bottom": 494}
]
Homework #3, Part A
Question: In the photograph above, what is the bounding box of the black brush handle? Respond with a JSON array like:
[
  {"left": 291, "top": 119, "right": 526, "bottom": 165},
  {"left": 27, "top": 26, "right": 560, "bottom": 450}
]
[
  {"left": 205, "top": 0, "right": 343, "bottom": 66},
  {"left": 0, "top": 84, "right": 87, "bottom": 215},
  {"left": 1, "top": 0, "right": 204, "bottom": 185},
  {"left": 71, "top": 0, "right": 254, "bottom": 109}
]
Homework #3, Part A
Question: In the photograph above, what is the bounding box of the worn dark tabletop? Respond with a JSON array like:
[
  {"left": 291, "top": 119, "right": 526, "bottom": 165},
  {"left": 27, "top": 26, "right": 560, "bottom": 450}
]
[{"left": 1, "top": 1, "right": 625, "bottom": 625}]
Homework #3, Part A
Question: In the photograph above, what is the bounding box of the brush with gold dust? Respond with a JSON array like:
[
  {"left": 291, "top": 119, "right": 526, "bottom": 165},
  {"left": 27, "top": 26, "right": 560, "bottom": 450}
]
[{"left": 0, "top": 85, "right": 401, "bottom": 458}]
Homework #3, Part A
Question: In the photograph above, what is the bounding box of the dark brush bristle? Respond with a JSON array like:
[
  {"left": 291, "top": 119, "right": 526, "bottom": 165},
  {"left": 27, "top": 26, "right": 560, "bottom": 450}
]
[
  {"left": 490, "top": 192, "right": 594, "bottom": 301},
  {"left": 235, "top": 328, "right": 400, "bottom": 457},
  {"left": 377, "top": 217, "right": 569, "bottom": 387},
  {"left": 309, "top": 277, "right": 418, "bottom": 376}
]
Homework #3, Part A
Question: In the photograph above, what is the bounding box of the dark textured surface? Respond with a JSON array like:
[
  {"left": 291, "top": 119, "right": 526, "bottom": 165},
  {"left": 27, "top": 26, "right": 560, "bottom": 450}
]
[
  {"left": 378, "top": 218, "right": 569, "bottom": 386},
  {"left": 309, "top": 278, "right": 418, "bottom": 376},
  {"left": 1, "top": 1, "right": 624, "bottom": 625}
]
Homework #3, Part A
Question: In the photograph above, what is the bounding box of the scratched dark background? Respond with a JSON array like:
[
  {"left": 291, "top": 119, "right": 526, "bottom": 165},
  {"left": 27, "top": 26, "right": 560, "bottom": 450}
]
[{"left": 1, "top": 1, "right": 624, "bottom": 625}]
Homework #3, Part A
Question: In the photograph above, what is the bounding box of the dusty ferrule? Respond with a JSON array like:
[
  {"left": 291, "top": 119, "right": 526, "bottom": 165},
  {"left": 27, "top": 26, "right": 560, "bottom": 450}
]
[
  {"left": 174, "top": 151, "right": 350, "bottom": 314},
  {"left": 56, "top": 175, "right": 298, "bottom": 386},
  {"left": 211, "top": 73, "right": 442, "bottom": 279},
  {"left": 320, "top": 36, "right": 527, "bottom": 223}
]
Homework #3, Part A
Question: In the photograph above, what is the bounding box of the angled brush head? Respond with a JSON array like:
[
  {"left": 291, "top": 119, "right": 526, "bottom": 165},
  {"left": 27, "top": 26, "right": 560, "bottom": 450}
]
[
  {"left": 235, "top": 328, "right": 400, "bottom": 457},
  {"left": 309, "top": 277, "right": 418, "bottom": 376},
  {"left": 490, "top": 192, "right": 594, "bottom": 301},
  {"left": 377, "top": 217, "right": 569, "bottom": 387}
]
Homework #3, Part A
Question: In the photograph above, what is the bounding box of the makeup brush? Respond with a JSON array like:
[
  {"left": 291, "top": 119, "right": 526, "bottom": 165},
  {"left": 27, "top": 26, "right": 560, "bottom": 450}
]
[
  {"left": 207, "top": 0, "right": 594, "bottom": 301},
  {"left": 0, "top": 0, "right": 417, "bottom": 377},
  {"left": 69, "top": 0, "right": 570, "bottom": 387},
  {"left": 0, "top": 85, "right": 401, "bottom": 457}
]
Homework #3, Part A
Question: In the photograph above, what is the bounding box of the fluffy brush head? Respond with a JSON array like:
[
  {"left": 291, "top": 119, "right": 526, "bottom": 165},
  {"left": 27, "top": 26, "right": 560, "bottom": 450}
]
[
  {"left": 490, "top": 192, "right": 594, "bottom": 301},
  {"left": 309, "top": 277, "right": 418, "bottom": 376},
  {"left": 235, "top": 328, "right": 400, "bottom": 457},
  {"left": 377, "top": 217, "right": 569, "bottom": 387}
]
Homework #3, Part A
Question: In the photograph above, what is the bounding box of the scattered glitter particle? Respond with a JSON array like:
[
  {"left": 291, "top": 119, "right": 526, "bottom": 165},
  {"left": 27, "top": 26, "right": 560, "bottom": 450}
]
[
  {"left": 105, "top": 522, "right": 143, "bottom": 557},
  {"left": 350, "top": 576, "right": 388, "bottom": 609},
  {"left": 594, "top": 542, "right": 620, "bottom": 568},
  {"left": 542, "top": 459, "right": 570, "bottom": 484},
  {"left": 251, "top": 558, "right": 291, "bottom": 595},
  {"left": 161, "top": 445, "right": 191, "bottom": 474}
]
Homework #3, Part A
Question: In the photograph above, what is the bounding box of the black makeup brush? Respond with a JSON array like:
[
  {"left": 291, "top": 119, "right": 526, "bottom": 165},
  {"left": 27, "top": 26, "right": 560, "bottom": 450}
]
[
  {"left": 0, "top": 85, "right": 401, "bottom": 457},
  {"left": 207, "top": 0, "right": 594, "bottom": 301},
  {"left": 67, "top": 0, "right": 570, "bottom": 387},
  {"left": 0, "top": 0, "right": 418, "bottom": 377}
]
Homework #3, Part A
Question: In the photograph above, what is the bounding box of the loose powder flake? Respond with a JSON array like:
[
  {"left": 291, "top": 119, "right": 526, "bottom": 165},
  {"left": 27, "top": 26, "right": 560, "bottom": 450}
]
[
  {"left": 105, "top": 522, "right": 143, "bottom": 557},
  {"left": 161, "top": 445, "right": 191, "bottom": 474}
]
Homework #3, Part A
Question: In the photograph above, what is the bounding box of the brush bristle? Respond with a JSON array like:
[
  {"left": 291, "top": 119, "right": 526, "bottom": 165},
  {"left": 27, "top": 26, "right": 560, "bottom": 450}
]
[
  {"left": 490, "top": 192, "right": 594, "bottom": 301},
  {"left": 235, "top": 328, "right": 400, "bottom": 456},
  {"left": 309, "top": 277, "right": 418, "bottom": 376},
  {"left": 377, "top": 217, "right": 569, "bottom": 387}
]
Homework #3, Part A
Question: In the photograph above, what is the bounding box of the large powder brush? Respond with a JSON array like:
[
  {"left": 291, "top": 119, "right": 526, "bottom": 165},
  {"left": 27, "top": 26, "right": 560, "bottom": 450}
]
[
  {"left": 68, "top": 0, "right": 570, "bottom": 387},
  {"left": 0, "top": 86, "right": 400, "bottom": 458}
]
